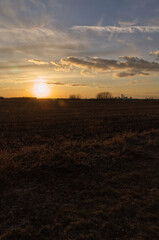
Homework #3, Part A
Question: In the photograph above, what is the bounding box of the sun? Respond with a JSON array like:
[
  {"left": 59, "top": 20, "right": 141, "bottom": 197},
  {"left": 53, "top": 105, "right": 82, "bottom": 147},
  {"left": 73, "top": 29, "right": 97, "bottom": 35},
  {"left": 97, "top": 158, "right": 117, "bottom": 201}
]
[{"left": 32, "top": 83, "right": 51, "bottom": 98}]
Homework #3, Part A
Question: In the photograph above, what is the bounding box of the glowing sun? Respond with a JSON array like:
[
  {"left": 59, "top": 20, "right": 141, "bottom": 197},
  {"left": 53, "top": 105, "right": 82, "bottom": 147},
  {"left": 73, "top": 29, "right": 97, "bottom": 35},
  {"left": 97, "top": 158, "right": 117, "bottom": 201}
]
[{"left": 32, "top": 83, "right": 51, "bottom": 98}]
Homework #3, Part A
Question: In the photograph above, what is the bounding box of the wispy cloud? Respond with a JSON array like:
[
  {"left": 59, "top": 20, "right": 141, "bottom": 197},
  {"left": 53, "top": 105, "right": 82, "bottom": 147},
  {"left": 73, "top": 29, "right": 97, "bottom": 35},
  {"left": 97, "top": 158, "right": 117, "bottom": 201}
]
[
  {"left": 149, "top": 50, "right": 159, "bottom": 60},
  {"left": 28, "top": 59, "right": 49, "bottom": 65},
  {"left": 0, "top": 0, "right": 51, "bottom": 28},
  {"left": 71, "top": 25, "right": 159, "bottom": 33},
  {"left": 146, "top": 36, "right": 153, "bottom": 41},
  {"left": 118, "top": 19, "right": 138, "bottom": 26},
  {"left": 131, "top": 80, "right": 138, "bottom": 84},
  {"left": 0, "top": 26, "right": 88, "bottom": 60}
]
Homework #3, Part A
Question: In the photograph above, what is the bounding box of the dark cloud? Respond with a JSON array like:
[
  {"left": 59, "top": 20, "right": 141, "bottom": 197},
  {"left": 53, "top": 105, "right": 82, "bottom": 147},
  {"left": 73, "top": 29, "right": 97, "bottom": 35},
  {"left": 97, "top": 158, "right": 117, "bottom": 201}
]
[
  {"left": 1, "top": 56, "right": 158, "bottom": 79},
  {"left": 51, "top": 56, "right": 159, "bottom": 77},
  {"left": 116, "top": 72, "right": 137, "bottom": 78},
  {"left": 116, "top": 70, "right": 149, "bottom": 78},
  {"left": 71, "top": 83, "right": 87, "bottom": 87},
  {"left": 47, "top": 82, "right": 65, "bottom": 86},
  {"left": 47, "top": 82, "right": 87, "bottom": 87},
  {"left": 120, "top": 56, "right": 159, "bottom": 71}
]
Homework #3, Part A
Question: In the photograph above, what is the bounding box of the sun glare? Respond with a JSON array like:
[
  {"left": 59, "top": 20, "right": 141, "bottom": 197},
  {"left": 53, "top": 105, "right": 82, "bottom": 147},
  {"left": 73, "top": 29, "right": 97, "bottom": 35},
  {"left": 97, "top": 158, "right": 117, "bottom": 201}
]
[{"left": 32, "top": 83, "right": 51, "bottom": 98}]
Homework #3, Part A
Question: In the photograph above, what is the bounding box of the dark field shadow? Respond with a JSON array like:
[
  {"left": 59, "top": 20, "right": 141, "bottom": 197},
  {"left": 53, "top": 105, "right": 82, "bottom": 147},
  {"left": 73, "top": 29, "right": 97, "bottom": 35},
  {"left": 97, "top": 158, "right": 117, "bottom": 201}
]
[{"left": 0, "top": 99, "right": 159, "bottom": 239}]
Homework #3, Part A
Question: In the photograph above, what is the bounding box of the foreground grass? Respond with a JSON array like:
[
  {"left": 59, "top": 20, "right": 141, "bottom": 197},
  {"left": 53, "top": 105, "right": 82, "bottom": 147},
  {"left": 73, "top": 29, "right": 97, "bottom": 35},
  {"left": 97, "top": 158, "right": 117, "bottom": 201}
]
[{"left": 0, "top": 99, "right": 159, "bottom": 239}]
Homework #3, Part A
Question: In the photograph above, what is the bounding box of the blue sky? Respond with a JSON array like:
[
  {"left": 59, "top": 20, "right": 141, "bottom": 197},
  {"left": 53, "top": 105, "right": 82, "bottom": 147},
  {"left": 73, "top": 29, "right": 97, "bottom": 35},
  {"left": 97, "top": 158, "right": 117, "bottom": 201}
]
[{"left": 0, "top": 0, "right": 159, "bottom": 98}]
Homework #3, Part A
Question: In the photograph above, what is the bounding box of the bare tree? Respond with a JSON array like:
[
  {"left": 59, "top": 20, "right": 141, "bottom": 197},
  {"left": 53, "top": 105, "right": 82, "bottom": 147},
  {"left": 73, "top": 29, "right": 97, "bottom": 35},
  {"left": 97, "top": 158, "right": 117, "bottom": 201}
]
[
  {"left": 96, "top": 92, "right": 113, "bottom": 99},
  {"left": 69, "top": 94, "right": 81, "bottom": 99}
]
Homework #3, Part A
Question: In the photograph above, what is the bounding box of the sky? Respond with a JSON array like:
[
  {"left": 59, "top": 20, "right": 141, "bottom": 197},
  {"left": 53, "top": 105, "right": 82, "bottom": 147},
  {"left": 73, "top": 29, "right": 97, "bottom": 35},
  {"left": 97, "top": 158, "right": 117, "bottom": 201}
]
[{"left": 0, "top": 0, "right": 159, "bottom": 98}]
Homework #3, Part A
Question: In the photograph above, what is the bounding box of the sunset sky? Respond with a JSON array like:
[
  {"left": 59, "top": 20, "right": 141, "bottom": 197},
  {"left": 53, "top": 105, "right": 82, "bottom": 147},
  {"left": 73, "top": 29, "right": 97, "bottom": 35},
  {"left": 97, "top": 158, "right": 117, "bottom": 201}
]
[{"left": 0, "top": 0, "right": 159, "bottom": 98}]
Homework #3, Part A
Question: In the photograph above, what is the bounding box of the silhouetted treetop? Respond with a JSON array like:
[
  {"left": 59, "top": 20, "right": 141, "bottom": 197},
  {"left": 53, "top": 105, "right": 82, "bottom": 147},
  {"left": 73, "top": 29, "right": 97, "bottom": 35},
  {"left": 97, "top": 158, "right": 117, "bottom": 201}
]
[{"left": 96, "top": 92, "right": 113, "bottom": 99}]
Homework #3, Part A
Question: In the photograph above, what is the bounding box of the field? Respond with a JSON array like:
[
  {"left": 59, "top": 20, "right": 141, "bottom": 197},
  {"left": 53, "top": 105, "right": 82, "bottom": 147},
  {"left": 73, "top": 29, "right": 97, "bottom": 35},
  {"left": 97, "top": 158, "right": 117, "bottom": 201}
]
[{"left": 0, "top": 99, "right": 159, "bottom": 240}]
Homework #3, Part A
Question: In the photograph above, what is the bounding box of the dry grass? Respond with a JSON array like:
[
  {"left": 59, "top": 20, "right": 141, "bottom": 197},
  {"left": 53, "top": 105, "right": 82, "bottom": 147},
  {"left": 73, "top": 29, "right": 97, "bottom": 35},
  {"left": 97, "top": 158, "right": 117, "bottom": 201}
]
[{"left": 0, "top": 99, "right": 159, "bottom": 240}]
